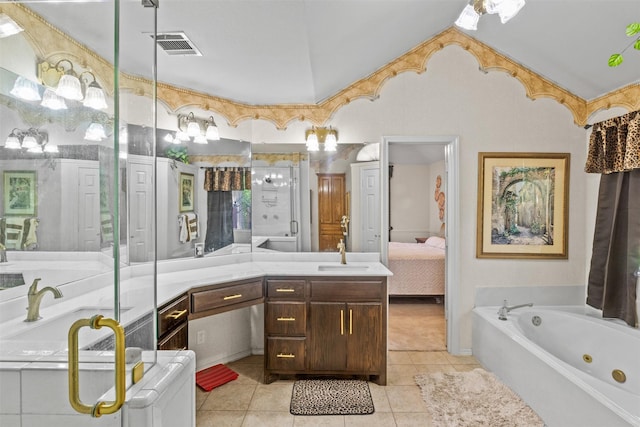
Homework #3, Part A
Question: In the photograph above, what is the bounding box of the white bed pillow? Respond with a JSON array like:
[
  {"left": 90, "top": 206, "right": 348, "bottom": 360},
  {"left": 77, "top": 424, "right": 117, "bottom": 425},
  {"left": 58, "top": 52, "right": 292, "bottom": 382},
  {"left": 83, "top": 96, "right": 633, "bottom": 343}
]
[{"left": 424, "top": 236, "right": 446, "bottom": 249}]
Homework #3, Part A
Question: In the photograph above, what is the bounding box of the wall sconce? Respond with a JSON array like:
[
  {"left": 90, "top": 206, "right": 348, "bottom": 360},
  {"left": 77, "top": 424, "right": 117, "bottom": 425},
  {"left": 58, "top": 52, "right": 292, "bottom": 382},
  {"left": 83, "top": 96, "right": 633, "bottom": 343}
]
[
  {"left": 3, "top": 128, "right": 57, "bottom": 153},
  {"left": 455, "top": 0, "right": 525, "bottom": 30},
  {"left": 175, "top": 113, "right": 221, "bottom": 144},
  {"left": 305, "top": 126, "right": 338, "bottom": 152},
  {"left": 37, "top": 59, "right": 108, "bottom": 109}
]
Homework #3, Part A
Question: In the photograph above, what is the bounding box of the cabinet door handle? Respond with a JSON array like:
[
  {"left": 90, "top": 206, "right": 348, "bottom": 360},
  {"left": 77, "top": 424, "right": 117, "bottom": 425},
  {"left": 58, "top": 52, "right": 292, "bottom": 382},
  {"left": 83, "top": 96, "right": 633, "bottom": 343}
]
[
  {"left": 349, "top": 309, "right": 353, "bottom": 335},
  {"left": 277, "top": 317, "right": 296, "bottom": 321},
  {"left": 340, "top": 309, "right": 344, "bottom": 335},
  {"left": 223, "top": 294, "right": 242, "bottom": 300},
  {"left": 276, "top": 353, "right": 295, "bottom": 358},
  {"left": 165, "top": 309, "right": 187, "bottom": 320},
  {"left": 275, "top": 288, "right": 295, "bottom": 293}
]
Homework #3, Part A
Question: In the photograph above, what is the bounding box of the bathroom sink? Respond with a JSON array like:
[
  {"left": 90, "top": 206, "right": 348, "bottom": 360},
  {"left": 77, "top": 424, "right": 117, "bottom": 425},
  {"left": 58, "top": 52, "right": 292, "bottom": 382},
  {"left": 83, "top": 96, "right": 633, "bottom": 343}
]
[
  {"left": 317, "top": 265, "right": 370, "bottom": 272},
  {"left": 7, "top": 306, "right": 131, "bottom": 345}
]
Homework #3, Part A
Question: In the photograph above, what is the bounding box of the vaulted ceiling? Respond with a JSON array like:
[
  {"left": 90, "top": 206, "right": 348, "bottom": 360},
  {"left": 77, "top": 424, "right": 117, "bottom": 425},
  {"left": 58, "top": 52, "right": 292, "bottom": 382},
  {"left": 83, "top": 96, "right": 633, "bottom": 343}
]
[{"left": 18, "top": 0, "right": 640, "bottom": 123}]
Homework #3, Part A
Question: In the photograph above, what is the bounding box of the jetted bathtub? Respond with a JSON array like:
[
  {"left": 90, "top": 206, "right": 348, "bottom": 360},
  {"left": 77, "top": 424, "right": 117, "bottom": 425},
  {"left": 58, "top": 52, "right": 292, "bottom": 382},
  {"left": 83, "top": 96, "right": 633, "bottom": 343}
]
[{"left": 473, "top": 305, "right": 640, "bottom": 427}]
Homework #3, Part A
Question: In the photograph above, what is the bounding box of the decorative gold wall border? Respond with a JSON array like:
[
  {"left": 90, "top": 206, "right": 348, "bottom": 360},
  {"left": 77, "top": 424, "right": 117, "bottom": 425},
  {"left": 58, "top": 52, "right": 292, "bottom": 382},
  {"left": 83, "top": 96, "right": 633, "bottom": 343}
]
[{"left": 3, "top": 3, "right": 638, "bottom": 129}]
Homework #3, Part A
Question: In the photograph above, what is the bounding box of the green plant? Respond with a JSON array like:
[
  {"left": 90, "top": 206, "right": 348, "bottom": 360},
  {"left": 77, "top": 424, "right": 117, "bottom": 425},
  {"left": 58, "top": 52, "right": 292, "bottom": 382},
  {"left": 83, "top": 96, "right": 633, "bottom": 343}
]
[
  {"left": 608, "top": 22, "right": 640, "bottom": 67},
  {"left": 165, "top": 146, "right": 189, "bottom": 163}
]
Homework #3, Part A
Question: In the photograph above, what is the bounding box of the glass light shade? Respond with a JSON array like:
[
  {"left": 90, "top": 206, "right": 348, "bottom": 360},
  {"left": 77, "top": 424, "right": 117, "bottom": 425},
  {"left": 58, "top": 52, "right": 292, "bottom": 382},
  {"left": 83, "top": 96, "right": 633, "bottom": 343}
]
[
  {"left": 324, "top": 132, "right": 338, "bottom": 151},
  {"left": 497, "top": 0, "right": 525, "bottom": 23},
  {"left": 176, "top": 130, "right": 190, "bottom": 141},
  {"left": 186, "top": 120, "right": 201, "bottom": 137},
  {"left": 83, "top": 83, "right": 108, "bottom": 110},
  {"left": 194, "top": 134, "right": 208, "bottom": 144},
  {"left": 5, "top": 135, "right": 21, "bottom": 149},
  {"left": 84, "top": 123, "right": 107, "bottom": 141},
  {"left": 21, "top": 135, "right": 38, "bottom": 149},
  {"left": 205, "top": 124, "right": 220, "bottom": 141},
  {"left": 40, "top": 88, "right": 67, "bottom": 110},
  {"left": 43, "top": 143, "right": 59, "bottom": 153},
  {"left": 27, "top": 145, "right": 43, "bottom": 154},
  {"left": 454, "top": 4, "right": 480, "bottom": 30},
  {"left": 10, "top": 76, "right": 41, "bottom": 101},
  {"left": 164, "top": 133, "right": 175, "bottom": 142},
  {"left": 56, "top": 74, "right": 83, "bottom": 100},
  {"left": 0, "top": 13, "right": 24, "bottom": 38},
  {"left": 306, "top": 133, "right": 319, "bottom": 152}
]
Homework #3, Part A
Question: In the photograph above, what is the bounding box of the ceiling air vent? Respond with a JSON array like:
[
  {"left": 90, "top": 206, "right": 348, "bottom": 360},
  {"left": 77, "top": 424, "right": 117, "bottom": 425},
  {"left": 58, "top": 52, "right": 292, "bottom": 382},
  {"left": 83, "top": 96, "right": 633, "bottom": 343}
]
[{"left": 151, "top": 32, "right": 202, "bottom": 56}]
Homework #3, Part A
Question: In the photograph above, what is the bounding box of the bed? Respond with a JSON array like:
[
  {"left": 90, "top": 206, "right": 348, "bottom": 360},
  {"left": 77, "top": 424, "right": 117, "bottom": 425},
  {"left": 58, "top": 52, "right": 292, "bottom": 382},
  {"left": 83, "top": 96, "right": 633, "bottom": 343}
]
[{"left": 387, "top": 236, "right": 445, "bottom": 297}]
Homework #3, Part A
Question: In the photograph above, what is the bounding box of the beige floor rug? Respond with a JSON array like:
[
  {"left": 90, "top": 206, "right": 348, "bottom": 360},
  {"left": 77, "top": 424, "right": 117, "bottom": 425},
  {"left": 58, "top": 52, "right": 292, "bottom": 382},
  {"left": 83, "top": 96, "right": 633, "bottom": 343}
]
[{"left": 415, "top": 368, "right": 544, "bottom": 427}]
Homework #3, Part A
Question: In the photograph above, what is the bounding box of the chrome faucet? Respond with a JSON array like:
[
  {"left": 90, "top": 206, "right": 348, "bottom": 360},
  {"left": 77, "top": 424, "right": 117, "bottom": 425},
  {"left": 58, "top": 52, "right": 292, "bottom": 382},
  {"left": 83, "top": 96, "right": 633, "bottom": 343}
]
[
  {"left": 337, "top": 238, "right": 347, "bottom": 264},
  {"left": 497, "top": 299, "right": 533, "bottom": 320},
  {"left": 25, "top": 278, "right": 63, "bottom": 322},
  {"left": 0, "top": 243, "right": 6, "bottom": 263}
]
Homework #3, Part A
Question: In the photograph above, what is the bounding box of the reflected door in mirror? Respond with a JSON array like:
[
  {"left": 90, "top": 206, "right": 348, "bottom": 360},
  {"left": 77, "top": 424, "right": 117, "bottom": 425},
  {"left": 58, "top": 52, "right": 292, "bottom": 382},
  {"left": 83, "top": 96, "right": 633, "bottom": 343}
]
[{"left": 317, "top": 173, "right": 345, "bottom": 251}]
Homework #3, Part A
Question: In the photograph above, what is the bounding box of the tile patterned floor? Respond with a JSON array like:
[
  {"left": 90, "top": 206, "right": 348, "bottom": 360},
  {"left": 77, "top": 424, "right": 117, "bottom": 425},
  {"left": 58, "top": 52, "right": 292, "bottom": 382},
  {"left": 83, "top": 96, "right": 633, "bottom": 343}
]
[{"left": 195, "top": 299, "right": 474, "bottom": 426}]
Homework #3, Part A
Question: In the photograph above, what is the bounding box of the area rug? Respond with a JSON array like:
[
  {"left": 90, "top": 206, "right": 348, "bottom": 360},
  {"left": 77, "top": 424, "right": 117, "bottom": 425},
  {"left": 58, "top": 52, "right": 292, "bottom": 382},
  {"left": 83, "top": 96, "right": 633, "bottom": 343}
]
[
  {"left": 290, "top": 379, "right": 374, "bottom": 415},
  {"left": 195, "top": 364, "right": 238, "bottom": 391},
  {"left": 415, "top": 368, "right": 544, "bottom": 426}
]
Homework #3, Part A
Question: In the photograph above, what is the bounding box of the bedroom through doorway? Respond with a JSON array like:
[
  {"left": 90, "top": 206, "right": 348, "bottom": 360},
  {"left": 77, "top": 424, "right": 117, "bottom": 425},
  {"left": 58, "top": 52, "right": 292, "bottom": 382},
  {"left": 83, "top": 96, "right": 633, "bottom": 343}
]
[{"left": 384, "top": 140, "right": 450, "bottom": 352}]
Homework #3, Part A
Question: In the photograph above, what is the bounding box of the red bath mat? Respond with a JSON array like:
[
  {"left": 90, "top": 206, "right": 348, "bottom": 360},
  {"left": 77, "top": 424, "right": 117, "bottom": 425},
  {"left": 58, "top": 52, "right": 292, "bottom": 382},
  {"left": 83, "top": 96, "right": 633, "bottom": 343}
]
[{"left": 196, "top": 364, "right": 239, "bottom": 391}]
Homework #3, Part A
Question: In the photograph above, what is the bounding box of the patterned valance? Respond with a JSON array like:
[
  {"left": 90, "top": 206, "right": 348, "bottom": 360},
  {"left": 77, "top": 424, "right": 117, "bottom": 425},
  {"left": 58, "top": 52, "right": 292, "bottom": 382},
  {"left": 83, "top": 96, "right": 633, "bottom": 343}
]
[
  {"left": 585, "top": 110, "right": 640, "bottom": 174},
  {"left": 204, "top": 167, "right": 251, "bottom": 192}
]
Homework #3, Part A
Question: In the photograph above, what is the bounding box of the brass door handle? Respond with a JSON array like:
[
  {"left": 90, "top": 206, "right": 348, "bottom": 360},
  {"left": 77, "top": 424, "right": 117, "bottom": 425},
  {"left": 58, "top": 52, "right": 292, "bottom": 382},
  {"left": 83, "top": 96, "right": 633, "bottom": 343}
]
[
  {"left": 68, "top": 315, "right": 126, "bottom": 417},
  {"left": 223, "top": 294, "right": 242, "bottom": 300},
  {"left": 165, "top": 309, "right": 187, "bottom": 320},
  {"left": 276, "top": 317, "right": 296, "bottom": 321}
]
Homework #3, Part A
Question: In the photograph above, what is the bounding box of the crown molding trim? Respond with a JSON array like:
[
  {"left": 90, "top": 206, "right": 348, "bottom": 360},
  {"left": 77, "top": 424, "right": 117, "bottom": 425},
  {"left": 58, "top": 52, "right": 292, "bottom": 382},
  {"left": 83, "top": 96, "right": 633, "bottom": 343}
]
[{"left": 3, "top": 4, "right": 638, "bottom": 130}]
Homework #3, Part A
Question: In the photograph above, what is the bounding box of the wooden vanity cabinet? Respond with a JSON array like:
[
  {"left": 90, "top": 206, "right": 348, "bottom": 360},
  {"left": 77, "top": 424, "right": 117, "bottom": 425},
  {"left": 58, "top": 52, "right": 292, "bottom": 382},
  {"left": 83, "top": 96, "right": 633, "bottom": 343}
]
[
  {"left": 157, "top": 293, "right": 189, "bottom": 350},
  {"left": 189, "top": 278, "right": 264, "bottom": 319},
  {"left": 264, "top": 276, "right": 387, "bottom": 385}
]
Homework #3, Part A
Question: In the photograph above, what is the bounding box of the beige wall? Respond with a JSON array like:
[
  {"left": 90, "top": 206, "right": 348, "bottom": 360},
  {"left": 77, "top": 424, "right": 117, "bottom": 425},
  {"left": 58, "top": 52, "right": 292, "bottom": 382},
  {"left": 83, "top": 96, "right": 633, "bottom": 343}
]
[
  {"left": 390, "top": 164, "right": 430, "bottom": 242},
  {"left": 253, "top": 46, "right": 591, "bottom": 351}
]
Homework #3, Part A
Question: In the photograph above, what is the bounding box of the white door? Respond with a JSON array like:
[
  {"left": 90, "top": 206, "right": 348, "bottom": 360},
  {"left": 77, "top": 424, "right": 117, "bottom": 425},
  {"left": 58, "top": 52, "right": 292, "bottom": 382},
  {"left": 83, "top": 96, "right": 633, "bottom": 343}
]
[
  {"left": 77, "top": 166, "right": 101, "bottom": 251},
  {"left": 128, "top": 161, "right": 154, "bottom": 262},
  {"left": 361, "top": 167, "right": 380, "bottom": 252}
]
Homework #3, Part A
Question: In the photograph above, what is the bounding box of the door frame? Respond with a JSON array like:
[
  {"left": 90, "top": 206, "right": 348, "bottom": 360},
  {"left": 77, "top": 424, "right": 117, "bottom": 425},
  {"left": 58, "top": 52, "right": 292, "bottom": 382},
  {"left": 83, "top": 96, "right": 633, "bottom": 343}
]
[{"left": 380, "top": 135, "right": 461, "bottom": 355}]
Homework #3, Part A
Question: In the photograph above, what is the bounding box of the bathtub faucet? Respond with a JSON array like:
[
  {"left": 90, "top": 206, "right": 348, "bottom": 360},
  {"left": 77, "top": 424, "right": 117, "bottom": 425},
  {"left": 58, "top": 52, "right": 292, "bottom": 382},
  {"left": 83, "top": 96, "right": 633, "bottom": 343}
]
[{"left": 498, "top": 300, "right": 533, "bottom": 320}]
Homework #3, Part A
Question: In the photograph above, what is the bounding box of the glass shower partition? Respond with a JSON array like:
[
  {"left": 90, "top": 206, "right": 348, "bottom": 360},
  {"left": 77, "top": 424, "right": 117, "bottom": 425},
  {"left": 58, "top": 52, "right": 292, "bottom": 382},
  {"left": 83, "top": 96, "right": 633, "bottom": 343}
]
[{"left": 0, "top": 0, "right": 158, "bottom": 422}]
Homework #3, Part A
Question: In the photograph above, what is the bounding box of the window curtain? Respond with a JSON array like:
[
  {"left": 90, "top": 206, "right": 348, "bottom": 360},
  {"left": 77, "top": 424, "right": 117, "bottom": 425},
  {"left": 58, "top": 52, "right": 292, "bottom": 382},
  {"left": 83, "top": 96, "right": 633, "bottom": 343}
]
[
  {"left": 585, "top": 110, "right": 640, "bottom": 327},
  {"left": 203, "top": 167, "right": 251, "bottom": 252}
]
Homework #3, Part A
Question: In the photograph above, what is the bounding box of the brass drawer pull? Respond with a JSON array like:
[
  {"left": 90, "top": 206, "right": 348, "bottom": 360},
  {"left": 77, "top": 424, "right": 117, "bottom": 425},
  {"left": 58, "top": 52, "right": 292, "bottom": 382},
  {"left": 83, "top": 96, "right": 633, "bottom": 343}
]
[
  {"left": 276, "top": 353, "right": 296, "bottom": 358},
  {"left": 276, "top": 288, "right": 295, "bottom": 293},
  {"left": 349, "top": 309, "right": 353, "bottom": 335},
  {"left": 223, "top": 294, "right": 242, "bottom": 300},
  {"left": 340, "top": 309, "right": 344, "bottom": 335},
  {"left": 277, "top": 317, "right": 296, "bottom": 321},
  {"left": 165, "top": 309, "right": 187, "bottom": 320}
]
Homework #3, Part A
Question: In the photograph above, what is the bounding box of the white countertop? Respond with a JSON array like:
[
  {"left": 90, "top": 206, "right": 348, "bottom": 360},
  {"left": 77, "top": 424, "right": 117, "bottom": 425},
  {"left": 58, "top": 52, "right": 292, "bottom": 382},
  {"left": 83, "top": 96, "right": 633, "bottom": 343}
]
[{"left": 0, "top": 252, "right": 391, "bottom": 358}]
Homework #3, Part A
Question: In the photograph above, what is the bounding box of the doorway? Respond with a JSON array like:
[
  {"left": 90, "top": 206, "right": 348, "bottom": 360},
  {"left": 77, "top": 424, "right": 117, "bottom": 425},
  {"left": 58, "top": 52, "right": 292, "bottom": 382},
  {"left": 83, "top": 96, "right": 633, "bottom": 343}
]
[{"left": 381, "top": 136, "right": 460, "bottom": 354}]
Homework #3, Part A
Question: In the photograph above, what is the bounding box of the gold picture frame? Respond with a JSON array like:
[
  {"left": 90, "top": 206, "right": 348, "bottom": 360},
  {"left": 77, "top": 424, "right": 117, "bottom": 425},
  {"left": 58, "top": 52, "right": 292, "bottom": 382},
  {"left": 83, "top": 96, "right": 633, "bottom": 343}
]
[
  {"left": 179, "top": 172, "right": 195, "bottom": 212},
  {"left": 476, "top": 152, "right": 570, "bottom": 259},
  {"left": 3, "top": 171, "right": 37, "bottom": 216}
]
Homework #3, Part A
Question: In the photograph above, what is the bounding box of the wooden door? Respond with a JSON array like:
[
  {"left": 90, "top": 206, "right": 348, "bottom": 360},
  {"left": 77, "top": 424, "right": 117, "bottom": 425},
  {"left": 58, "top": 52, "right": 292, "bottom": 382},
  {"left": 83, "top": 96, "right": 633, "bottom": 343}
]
[
  {"left": 317, "top": 173, "right": 345, "bottom": 251},
  {"left": 308, "top": 302, "right": 347, "bottom": 371},
  {"left": 346, "top": 303, "right": 382, "bottom": 372}
]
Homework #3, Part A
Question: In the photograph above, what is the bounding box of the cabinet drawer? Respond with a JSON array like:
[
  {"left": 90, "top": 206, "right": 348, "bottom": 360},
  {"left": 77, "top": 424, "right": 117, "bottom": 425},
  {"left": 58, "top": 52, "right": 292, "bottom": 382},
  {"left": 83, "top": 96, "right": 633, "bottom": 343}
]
[
  {"left": 267, "top": 337, "right": 305, "bottom": 371},
  {"left": 310, "top": 280, "right": 384, "bottom": 301},
  {"left": 157, "top": 322, "right": 188, "bottom": 350},
  {"left": 158, "top": 294, "right": 189, "bottom": 338},
  {"left": 266, "top": 280, "right": 306, "bottom": 299},
  {"left": 191, "top": 280, "right": 263, "bottom": 313},
  {"left": 266, "top": 302, "right": 306, "bottom": 335}
]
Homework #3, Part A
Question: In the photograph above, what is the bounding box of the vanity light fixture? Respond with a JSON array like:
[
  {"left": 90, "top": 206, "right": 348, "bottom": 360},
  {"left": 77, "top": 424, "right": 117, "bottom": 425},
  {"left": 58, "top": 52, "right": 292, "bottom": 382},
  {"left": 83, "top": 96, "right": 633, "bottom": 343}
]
[
  {"left": 52, "top": 59, "right": 83, "bottom": 100},
  {"left": 455, "top": 0, "right": 525, "bottom": 30},
  {"left": 177, "top": 112, "right": 221, "bottom": 143},
  {"left": 84, "top": 122, "right": 107, "bottom": 141},
  {"left": 80, "top": 71, "right": 108, "bottom": 110},
  {"left": 205, "top": 116, "right": 220, "bottom": 141},
  {"left": 37, "top": 59, "right": 108, "bottom": 108},
  {"left": 185, "top": 112, "right": 201, "bottom": 137},
  {"left": 305, "top": 126, "right": 338, "bottom": 152},
  {"left": 3, "top": 128, "right": 53, "bottom": 153},
  {"left": 40, "top": 88, "right": 68, "bottom": 110},
  {"left": 0, "top": 13, "right": 23, "bottom": 38},
  {"left": 10, "top": 76, "right": 41, "bottom": 101}
]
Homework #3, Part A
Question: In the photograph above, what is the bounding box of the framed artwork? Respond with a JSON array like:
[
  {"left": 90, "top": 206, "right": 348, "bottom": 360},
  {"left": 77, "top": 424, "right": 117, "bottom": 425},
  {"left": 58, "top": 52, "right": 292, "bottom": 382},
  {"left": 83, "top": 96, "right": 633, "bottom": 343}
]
[
  {"left": 4, "top": 171, "right": 37, "bottom": 216},
  {"left": 179, "top": 172, "right": 195, "bottom": 212},
  {"left": 476, "top": 152, "right": 570, "bottom": 259}
]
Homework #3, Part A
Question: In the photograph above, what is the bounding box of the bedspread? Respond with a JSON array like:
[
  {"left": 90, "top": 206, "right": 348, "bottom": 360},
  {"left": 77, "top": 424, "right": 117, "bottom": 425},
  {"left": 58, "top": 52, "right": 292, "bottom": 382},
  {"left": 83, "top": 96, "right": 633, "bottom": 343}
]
[{"left": 387, "top": 239, "right": 445, "bottom": 296}]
